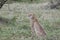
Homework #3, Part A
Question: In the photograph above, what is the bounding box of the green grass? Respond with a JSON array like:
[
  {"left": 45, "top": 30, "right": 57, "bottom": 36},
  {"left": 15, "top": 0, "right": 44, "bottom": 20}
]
[
  {"left": 13, "top": 0, "right": 48, "bottom": 3},
  {"left": 0, "top": 2, "right": 60, "bottom": 40}
]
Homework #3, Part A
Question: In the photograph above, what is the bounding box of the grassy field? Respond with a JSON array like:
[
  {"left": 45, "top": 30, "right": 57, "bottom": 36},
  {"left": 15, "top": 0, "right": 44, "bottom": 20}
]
[{"left": 0, "top": 2, "right": 60, "bottom": 40}]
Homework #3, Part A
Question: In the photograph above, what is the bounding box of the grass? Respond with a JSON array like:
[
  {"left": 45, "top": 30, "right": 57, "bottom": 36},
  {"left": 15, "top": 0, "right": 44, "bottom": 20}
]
[
  {"left": 0, "top": 2, "right": 60, "bottom": 40},
  {"left": 13, "top": 0, "right": 48, "bottom": 3}
]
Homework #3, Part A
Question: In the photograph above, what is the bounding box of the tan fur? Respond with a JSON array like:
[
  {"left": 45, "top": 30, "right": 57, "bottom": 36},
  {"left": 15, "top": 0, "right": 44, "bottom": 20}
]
[{"left": 28, "top": 13, "right": 46, "bottom": 39}]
